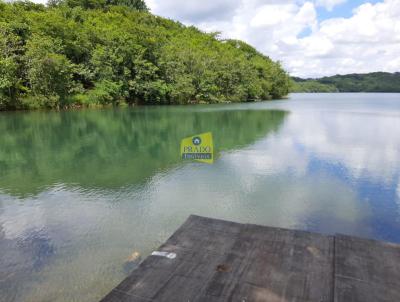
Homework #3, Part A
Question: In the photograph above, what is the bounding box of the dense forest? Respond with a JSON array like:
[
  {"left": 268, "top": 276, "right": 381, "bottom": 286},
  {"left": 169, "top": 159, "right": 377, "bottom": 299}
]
[
  {"left": 291, "top": 72, "right": 400, "bottom": 93},
  {"left": 0, "top": 0, "right": 290, "bottom": 110}
]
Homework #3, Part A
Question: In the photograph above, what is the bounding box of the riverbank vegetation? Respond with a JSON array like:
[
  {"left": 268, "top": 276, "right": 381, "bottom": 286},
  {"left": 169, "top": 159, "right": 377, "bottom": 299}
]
[
  {"left": 291, "top": 72, "right": 400, "bottom": 93},
  {"left": 290, "top": 78, "right": 337, "bottom": 93},
  {"left": 0, "top": 0, "right": 290, "bottom": 110}
]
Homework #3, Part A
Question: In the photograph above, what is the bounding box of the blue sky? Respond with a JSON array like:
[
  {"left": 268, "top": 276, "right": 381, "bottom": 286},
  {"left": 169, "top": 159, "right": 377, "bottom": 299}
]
[
  {"left": 316, "top": 0, "right": 382, "bottom": 20},
  {"left": 147, "top": 0, "right": 400, "bottom": 77}
]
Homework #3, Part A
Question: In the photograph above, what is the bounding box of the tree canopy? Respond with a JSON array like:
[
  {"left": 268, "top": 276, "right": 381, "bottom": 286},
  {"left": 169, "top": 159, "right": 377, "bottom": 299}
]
[
  {"left": 0, "top": 0, "right": 290, "bottom": 110},
  {"left": 290, "top": 78, "right": 337, "bottom": 93}
]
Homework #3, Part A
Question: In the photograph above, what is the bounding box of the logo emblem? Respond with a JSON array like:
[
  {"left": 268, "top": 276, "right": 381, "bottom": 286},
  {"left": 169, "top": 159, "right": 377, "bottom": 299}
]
[
  {"left": 192, "top": 137, "right": 202, "bottom": 145},
  {"left": 181, "top": 132, "right": 214, "bottom": 164}
]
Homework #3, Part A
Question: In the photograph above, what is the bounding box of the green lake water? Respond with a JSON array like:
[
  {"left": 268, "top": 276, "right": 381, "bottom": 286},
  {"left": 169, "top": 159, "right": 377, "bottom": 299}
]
[{"left": 1, "top": 93, "right": 400, "bottom": 301}]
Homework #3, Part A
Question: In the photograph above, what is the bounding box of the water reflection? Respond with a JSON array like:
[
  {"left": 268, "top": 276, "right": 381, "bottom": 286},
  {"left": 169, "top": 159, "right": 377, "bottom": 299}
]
[
  {"left": 1, "top": 94, "right": 400, "bottom": 302},
  {"left": 0, "top": 107, "right": 287, "bottom": 302},
  {"left": 0, "top": 107, "right": 286, "bottom": 196}
]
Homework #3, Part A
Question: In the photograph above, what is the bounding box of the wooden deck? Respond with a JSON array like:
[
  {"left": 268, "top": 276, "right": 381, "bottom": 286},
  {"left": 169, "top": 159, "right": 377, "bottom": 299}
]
[{"left": 101, "top": 215, "right": 400, "bottom": 302}]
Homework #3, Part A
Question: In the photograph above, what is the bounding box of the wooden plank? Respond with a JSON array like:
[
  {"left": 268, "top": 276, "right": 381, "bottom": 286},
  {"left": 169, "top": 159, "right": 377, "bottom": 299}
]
[
  {"left": 100, "top": 216, "right": 400, "bottom": 302},
  {"left": 100, "top": 216, "right": 241, "bottom": 302},
  {"left": 101, "top": 290, "right": 152, "bottom": 302},
  {"left": 334, "top": 234, "right": 400, "bottom": 302},
  {"left": 101, "top": 216, "right": 334, "bottom": 302},
  {"left": 195, "top": 223, "right": 334, "bottom": 302}
]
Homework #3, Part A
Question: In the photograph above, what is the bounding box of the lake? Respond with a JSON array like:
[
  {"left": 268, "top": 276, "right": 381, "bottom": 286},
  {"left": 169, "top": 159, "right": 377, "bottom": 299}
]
[{"left": 1, "top": 93, "right": 400, "bottom": 301}]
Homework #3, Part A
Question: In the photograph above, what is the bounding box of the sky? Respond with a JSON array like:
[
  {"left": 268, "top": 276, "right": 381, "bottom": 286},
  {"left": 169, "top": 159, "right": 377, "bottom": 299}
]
[{"left": 146, "top": 0, "right": 400, "bottom": 78}]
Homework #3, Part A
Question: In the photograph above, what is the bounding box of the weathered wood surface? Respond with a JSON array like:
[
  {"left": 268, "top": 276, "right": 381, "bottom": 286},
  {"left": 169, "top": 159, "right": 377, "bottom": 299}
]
[
  {"left": 100, "top": 215, "right": 400, "bottom": 302},
  {"left": 334, "top": 234, "right": 400, "bottom": 302}
]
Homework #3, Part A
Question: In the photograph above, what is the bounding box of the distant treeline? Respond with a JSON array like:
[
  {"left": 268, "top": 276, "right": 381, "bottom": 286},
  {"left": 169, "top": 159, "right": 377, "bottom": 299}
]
[
  {"left": 0, "top": 0, "right": 290, "bottom": 110},
  {"left": 291, "top": 72, "right": 400, "bottom": 93}
]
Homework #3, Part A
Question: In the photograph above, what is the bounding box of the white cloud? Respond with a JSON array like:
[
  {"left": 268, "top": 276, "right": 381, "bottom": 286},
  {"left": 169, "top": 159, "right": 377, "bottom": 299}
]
[
  {"left": 148, "top": 0, "right": 400, "bottom": 78},
  {"left": 251, "top": 4, "right": 297, "bottom": 27},
  {"left": 147, "top": 0, "right": 241, "bottom": 22},
  {"left": 316, "top": 0, "right": 347, "bottom": 11}
]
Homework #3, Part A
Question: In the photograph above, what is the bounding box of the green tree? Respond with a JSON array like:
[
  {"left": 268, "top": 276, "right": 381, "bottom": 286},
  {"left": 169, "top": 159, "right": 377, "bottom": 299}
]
[
  {"left": 0, "top": 25, "right": 24, "bottom": 109},
  {"left": 106, "top": 0, "right": 147, "bottom": 10},
  {"left": 24, "top": 36, "right": 76, "bottom": 108}
]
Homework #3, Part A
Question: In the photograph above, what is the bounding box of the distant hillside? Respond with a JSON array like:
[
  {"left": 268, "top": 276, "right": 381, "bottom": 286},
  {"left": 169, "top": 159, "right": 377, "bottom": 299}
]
[{"left": 291, "top": 72, "right": 400, "bottom": 93}]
